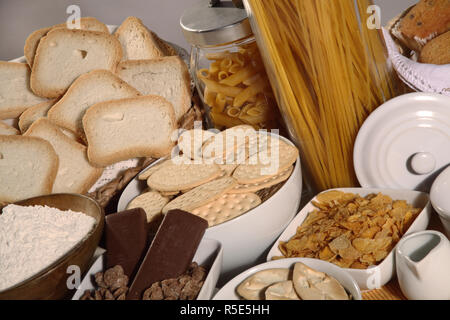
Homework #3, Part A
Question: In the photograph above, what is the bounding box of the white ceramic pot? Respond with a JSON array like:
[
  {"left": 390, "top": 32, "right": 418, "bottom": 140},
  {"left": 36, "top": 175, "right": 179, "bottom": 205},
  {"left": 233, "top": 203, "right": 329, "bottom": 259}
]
[
  {"left": 213, "top": 258, "right": 362, "bottom": 300},
  {"left": 430, "top": 166, "right": 450, "bottom": 238}
]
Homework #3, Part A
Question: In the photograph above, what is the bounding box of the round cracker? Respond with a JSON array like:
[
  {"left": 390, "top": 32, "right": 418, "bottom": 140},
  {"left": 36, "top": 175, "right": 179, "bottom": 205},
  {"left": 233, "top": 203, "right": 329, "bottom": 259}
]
[
  {"left": 162, "top": 176, "right": 237, "bottom": 214},
  {"left": 228, "top": 165, "right": 293, "bottom": 194},
  {"left": 147, "top": 161, "right": 221, "bottom": 192},
  {"left": 233, "top": 139, "right": 298, "bottom": 184},
  {"left": 126, "top": 191, "right": 169, "bottom": 223},
  {"left": 202, "top": 125, "right": 256, "bottom": 161},
  {"left": 178, "top": 129, "right": 216, "bottom": 160},
  {"left": 191, "top": 192, "right": 261, "bottom": 227}
]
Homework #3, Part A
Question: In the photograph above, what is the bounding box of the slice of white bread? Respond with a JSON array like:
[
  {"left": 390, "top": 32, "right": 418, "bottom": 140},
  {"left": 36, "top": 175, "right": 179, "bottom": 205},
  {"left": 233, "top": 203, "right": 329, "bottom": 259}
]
[
  {"left": 30, "top": 28, "right": 123, "bottom": 98},
  {"left": 116, "top": 57, "right": 191, "bottom": 121},
  {"left": 18, "top": 99, "right": 57, "bottom": 133},
  {"left": 0, "top": 122, "right": 20, "bottom": 135},
  {"left": 47, "top": 70, "right": 140, "bottom": 136},
  {"left": 24, "top": 118, "right": 103, "bottom": 194},
  {"left": 83, "top": 95, "right": 177, "bottom": 166},
  {"left": 0, "top": 135, "right": 58, "bottom": 202},
  {"left": 114, "top": 16, "right": 165, "bottom": 60},
  {"left": 24, "top": 17, "right": 109, "bottom": 67},
  {"left": 18, "top": 99, "right": 81, "bottom": 143},
  {"left": 0, "top": 61, "right": 48, "bottom": 119}
]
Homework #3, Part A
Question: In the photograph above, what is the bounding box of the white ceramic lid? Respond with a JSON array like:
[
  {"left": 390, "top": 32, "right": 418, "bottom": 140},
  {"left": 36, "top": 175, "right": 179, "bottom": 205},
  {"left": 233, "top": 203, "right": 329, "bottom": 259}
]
[{"left": 354, "top": 93, "right": 450, "bottom": 192}]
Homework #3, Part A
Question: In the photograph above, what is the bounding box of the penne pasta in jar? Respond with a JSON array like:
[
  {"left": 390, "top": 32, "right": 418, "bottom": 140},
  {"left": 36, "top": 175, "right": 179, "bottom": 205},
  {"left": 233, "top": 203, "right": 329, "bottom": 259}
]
[
  {"left": 194, "top": 40, "right": 280, "bottom": 130},
  {"left": 181, "top": 6, "right": 282, "bottom": 130}
]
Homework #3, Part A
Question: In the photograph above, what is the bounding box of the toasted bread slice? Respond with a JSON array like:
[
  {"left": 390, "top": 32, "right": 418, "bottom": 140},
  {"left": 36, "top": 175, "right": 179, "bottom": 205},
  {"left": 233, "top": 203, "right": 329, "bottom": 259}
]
[
  {"left": 83, "top": 95, "right": 177, "bottom": 166},
  {"left": 47, "top": 70, "right": 140, "bottom": 136},
  {"left": 420, "top": 31, "right": 450, "bottom": 64},
  {"left": 116, "top": 57, "right": 191, "bottom": 121},
  {"left": 24, "top": 118, "right": 103, "bottom": 194},
  {"left": 0, "top": 122, "right": 20, "bottom": 136},
  {"left": 114, "top": 16, "right": 165, "bottom": 60},
  {"left": 24, "top": 17, "right": 109, "bottom": 67},
  {"left": 0, "top": 61, "right": 48, "bottom": 119},
  {"left": 30, "top": 28, "right": 122, "bottom": 98},
  {"left": 18, "top": 99, "right": 57, "bottom": 133},
  {"left": 0, "top": 135, "right": 58, "bottom": 202}
]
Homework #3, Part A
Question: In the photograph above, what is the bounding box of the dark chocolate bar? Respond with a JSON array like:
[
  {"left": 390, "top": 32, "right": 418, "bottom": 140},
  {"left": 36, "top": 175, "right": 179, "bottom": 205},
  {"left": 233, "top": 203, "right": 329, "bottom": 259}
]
[
  {"left": 127, "top": 210, "right": 208, "bottom": 300},
  {"left": 105, "top": 208, "right": 149, "bottom": 279}
]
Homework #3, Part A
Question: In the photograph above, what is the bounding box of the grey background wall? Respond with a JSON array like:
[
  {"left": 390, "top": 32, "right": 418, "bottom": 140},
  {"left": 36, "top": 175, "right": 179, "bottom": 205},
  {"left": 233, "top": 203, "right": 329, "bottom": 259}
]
[{"left": 0, "top": 0, "right": 417, "bottom": 60}]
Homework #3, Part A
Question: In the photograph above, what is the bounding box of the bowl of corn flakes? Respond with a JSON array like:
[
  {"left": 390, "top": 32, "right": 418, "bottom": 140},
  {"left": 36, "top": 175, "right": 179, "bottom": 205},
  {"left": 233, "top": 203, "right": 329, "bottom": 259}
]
[{"left": 267, "top": 188, "right": 432, "bottom": 290}]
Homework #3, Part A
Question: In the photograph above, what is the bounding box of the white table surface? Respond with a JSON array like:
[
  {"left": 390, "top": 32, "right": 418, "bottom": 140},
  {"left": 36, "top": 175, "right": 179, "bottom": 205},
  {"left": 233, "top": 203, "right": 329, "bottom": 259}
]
[{"left": 0, "top": 0, "right": 418, "bottom": 61}]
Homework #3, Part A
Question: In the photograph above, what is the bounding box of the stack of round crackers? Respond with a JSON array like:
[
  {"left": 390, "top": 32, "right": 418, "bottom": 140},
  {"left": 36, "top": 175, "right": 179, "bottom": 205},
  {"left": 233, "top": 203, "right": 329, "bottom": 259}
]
[{"left": 127, "top": 126, "right": 299, "bottom": 229}]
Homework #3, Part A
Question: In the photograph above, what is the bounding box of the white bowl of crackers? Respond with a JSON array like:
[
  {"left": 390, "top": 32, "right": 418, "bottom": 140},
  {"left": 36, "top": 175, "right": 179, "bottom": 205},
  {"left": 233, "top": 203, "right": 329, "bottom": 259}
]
[
  {"left": 267, "top": 188, "right": 432, "bottom": 290},
  {"left": 213, "top": 258, "right": 362, "bottom": 300},
  {"left": 118, "top": 125, "right": 302, "bottom": 281}
]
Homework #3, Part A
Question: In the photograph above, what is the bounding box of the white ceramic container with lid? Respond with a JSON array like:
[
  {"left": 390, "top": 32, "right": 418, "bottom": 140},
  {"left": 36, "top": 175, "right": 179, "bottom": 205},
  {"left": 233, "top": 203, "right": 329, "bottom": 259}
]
[
  {"left": 354, "top": 93, "right": 450, "bottom": 192},
  {"left": 213, "top": 257, "right": 362, "bottom": 300},
  {"left": 267, "top": 188, "right": 432, "bottom": 290}
]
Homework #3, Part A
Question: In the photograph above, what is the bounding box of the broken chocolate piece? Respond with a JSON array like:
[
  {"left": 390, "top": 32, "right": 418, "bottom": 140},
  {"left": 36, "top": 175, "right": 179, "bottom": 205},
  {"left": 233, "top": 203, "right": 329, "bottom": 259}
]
[{"left": 105, "top": 208, "right": 149, "bottom": 279}]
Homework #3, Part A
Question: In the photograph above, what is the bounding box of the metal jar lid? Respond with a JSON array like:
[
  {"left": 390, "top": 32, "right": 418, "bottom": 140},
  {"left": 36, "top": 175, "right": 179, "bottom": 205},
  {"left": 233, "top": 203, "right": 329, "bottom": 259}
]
[{"left": 180, "top": 0, "right": 253, "bottom": 47}]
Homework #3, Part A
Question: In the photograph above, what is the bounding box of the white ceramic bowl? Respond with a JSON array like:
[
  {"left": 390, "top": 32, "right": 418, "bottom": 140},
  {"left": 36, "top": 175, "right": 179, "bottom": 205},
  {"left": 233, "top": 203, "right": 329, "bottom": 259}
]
[
  {"left": 430, "top": 166, "right": 450, "bottom": 238},
  {"left": 118, "top": 133, "right": 302, "bottom": 283},
  {"left": 72, "top": 237, "right": 222, "bottom": 300},
  {"left": 267, "top": 188, "right": 432, "bottom": 290},
  {"left": 213, "top": 257, "right": 362, "bottom": 300}
]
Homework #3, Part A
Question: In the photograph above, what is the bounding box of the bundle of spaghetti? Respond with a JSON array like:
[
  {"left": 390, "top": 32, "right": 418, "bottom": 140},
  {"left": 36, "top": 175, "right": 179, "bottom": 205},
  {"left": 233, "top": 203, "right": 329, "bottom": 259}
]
[{"left": 245, "top": 0, "right": 403, "bottom": 191}]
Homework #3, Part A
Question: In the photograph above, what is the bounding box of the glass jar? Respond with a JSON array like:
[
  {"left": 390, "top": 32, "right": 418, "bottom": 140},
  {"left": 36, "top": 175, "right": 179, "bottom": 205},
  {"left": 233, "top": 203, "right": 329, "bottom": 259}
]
[{"left": 180, "top": 0, "right": 281, "bottom": 130}]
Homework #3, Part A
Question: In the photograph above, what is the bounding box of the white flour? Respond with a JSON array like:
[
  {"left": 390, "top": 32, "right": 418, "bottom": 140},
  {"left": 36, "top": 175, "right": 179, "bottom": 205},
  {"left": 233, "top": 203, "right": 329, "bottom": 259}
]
[{"left": 0, "top": 204, "right": 96, "bottom": 292}]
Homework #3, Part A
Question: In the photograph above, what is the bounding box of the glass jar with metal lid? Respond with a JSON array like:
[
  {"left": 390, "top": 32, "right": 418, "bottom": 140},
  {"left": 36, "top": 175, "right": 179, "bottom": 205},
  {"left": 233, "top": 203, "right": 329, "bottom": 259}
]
[{"left": 180, "top": 0, "right": 281, "bottom": 130}]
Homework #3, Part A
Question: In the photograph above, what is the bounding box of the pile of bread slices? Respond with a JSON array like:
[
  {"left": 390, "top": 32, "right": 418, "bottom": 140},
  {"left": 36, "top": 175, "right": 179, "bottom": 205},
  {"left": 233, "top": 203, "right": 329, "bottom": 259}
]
[{"left": 0, "top": 16, "right": 191, "bottom": 204}]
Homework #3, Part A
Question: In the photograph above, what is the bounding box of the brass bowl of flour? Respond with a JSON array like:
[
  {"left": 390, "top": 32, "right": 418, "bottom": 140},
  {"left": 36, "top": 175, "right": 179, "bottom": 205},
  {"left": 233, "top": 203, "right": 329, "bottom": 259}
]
[{"left": 0, "top": 193, "right": 104, "bottom": 300}]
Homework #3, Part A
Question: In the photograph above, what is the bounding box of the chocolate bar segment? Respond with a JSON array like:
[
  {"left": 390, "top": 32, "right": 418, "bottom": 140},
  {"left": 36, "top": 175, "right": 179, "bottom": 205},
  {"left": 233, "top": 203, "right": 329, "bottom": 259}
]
[
  {"left": 127, "top": 210, "right": 208, "bottom": 300},
  {"left": 105, "top": 208, "right": 149, "bottom": 279}
]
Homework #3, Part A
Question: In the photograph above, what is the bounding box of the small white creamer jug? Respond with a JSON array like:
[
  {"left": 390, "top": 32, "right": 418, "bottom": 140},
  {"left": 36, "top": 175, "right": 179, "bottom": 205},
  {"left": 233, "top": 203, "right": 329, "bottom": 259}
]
[{"left": 396, "top": 230, "right": 450, "bottom": 300}]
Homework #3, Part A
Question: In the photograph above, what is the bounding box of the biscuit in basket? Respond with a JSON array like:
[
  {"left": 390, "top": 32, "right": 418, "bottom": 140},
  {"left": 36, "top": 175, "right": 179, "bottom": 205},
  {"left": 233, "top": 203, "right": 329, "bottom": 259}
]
[
  {"left": 24, "top": 17, "right": 109, "bottom": 67},
  {"left": 419, "top": 31, "right": 450, "bottom": 65},
  {"left": 147, "top": 161, "right": 222, "bottom": 192},
  {"left": 83, "top": 95, "right": 177, "bottom": 167},
  {"left": 30, "top": 28, "right": 122, "bottom": 98},
  {"left": 0, "top": 122, "right": 20, "bottom": 136},
  {"left": 233, "top": 139, "right": 298, "bottom": 184},
  {"left": 162, "top": 176, "right": 237, "bottom": 213},
  {"left": 0, "top": 135, "right": 58, "bottom": 203},
  {"left": 228, "top": 165, "right": 293, "bottom": 194},
  {"left": 126, "top": 191, "right": 169, "bottom": 224},
  {"left": 0, "top": 62, "right": 48, "bottom": 119},
  {"left": 191, "top": 192, "right": 261, "bottom": 227},
  {"left": 24, "top": 118, "right": 103, "bottom": 194},
  {"left": 18, "top": 99, "right": 57, "bottom": 133},
  {"left": 47, "top": 69, "right": 140, "bottom": 136}
]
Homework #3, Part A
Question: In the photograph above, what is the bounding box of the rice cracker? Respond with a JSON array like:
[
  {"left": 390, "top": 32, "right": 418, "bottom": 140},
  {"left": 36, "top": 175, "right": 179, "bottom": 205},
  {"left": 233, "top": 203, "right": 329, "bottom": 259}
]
[
  {"left": 147, "top": 161, "right": 221, "bottom": 192},
  {"left": 191, "top": 193, "right": 261, "bottom": 227},
  {"left": 162, "top": 176, "right": 237, "bottom": 213},
  {"left": 229, "top": 165, "right": 293, "bottom": 194},
  {"left": 233, "top": 139, "right": 298, "bottom": 184},
  {"left": 126, "top": 191, "right": 169, "bottom": 223}
]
